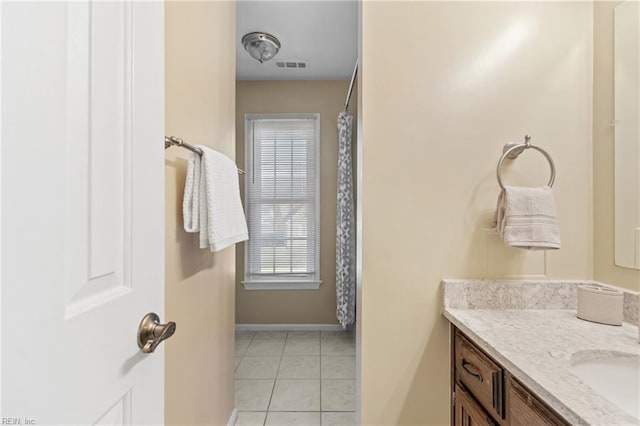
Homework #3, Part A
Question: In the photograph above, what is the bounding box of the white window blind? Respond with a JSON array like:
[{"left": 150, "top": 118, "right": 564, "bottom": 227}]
[{"left": 244, "top": 114, "right": 321, "bottom": 289}]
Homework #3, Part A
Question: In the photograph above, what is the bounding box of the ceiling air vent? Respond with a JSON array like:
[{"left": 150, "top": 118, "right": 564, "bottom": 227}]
[{"left": 275, "top": 60, "right": 308, "bottom": 70}]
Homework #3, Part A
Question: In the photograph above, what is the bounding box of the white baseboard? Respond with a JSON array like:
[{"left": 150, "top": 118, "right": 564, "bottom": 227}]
[
  {"left": 227, "top": 408, "right": 238, "bottom": 426},
  {"left": 235, "top": 323, "right": 344, "bottom": 332}
]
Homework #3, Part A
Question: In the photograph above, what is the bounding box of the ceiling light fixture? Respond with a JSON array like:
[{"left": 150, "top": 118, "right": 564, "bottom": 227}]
[{"left": 242, "top": 32, "right": 281, "bottom": 63}]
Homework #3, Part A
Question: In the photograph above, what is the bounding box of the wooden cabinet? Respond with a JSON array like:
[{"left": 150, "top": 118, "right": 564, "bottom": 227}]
[
  {"left": 507, "top": 375, "right": 568, "bottom": 426},
  {"left": 451, "top": 327, "right": 569, "bottom": 426},
  {"left": 454, "top": 331, "right": 505, "bottom": 422},
  {"left": 455, "top": 384, "right": 497, "bottom": 426}
]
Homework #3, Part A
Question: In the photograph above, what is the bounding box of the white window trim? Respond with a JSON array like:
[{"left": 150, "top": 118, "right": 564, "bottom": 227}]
[{"left": 243, "top": 113, "right": 321, "bottom": 291}]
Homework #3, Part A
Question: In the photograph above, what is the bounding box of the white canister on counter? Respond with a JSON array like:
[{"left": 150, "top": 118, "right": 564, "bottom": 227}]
[{"left": 577, "top": 284, "right": 624, "bottom": 326}]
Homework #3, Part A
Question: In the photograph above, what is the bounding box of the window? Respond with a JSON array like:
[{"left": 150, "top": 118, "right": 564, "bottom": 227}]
[{"left": 243, "top": 114, "right": 321, "bottom": 290}]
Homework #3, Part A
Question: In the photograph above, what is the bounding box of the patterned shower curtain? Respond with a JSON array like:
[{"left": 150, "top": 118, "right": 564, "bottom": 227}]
[{"left": 336, "top": 110, "right": 356, "bottom": 329}]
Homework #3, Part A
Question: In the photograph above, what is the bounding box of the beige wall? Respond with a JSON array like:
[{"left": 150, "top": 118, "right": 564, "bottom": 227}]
[
  {"left": 235, "top": 80, "right": 356, "bottom": 324},
  {"left": 360, "top": 2, "right": 593, "bottom": 425},
  {"left": 165, "top": 2, "right": 236, "bottom": 424},
  {"left": 593, "top": 2, "right": 640, "bottom": 291}
]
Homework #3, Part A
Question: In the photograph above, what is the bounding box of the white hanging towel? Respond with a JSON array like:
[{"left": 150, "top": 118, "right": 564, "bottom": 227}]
[
  {"left": 183, "top": 145, "right": 248, "bottom": 252},
  {"left": 491, "top": 185, "right": 561, "bottom": 250}
]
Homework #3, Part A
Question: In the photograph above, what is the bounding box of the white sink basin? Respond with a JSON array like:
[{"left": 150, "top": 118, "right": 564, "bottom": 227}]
[{"left": 571, "top": 352, "right": 640, "bottom": 420}]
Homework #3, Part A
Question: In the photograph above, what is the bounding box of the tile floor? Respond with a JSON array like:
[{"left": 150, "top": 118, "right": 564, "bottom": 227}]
[{"left": 234, "top": 330, "right": 356, "bottom": 426}]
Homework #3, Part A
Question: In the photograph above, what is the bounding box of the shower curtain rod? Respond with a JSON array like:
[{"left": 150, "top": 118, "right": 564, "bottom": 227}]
[{"left": 343, "top": 60, "right": 358, "bottom": 111}]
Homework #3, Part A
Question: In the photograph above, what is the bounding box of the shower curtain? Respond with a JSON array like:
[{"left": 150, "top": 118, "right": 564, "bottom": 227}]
[{"left": 336, "top": 110, "right": 356, "bottom": 329}]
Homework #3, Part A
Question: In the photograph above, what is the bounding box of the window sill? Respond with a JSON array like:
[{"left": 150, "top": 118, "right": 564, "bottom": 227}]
[{"left": 241, "top": 280, "right": 322, "bottom": 291}]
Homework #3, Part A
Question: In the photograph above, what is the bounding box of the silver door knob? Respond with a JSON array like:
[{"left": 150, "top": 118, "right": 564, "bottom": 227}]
[{"left": 137, "top": 312, "right": 176, "bottom": 354}]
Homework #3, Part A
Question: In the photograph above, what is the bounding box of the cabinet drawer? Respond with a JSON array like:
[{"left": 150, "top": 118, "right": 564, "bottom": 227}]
[{"left": 455, "top": 330, "right": 504, "bottom": 420}]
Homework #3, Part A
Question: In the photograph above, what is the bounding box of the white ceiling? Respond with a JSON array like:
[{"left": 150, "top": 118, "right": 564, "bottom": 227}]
[{"left": 237, "top": 1, "right": 358, "bottom": 80}]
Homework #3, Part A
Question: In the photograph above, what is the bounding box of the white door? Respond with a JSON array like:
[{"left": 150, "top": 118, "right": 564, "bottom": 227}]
[{"left": 1, "top": 1, "right": 166, "bottom": 424}]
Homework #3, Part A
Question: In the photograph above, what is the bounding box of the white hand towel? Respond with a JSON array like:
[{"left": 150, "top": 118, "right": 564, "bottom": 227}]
[
  {"left": 491, "top": 185, "right": 561, "bottom": 250},
  {"left": 183, "top": 146, "right": 248, "bottom": 252}
]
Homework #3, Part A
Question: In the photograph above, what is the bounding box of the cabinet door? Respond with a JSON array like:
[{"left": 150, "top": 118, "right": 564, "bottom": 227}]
[
  {"left": 455, "top": 385, "right": 497, "bottom": 426},
  {"left": 508, "top": 376, "right": 568, "bottom": 426}
]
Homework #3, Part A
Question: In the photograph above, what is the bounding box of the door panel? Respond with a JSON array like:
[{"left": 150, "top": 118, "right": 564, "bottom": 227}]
[
  {"left": 1, "top": 2, "right": 165, "bottom": 424},
  {"left": 94, "top": 393, "right": 132, "bottom": 426},
  {"left": 65, "top": 1, "right": 132, "bottom": 318}
]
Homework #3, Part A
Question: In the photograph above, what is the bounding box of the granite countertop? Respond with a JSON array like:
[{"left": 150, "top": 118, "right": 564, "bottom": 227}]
[{"left": 442, "top": 280, "right": 640, "bottom": 426}]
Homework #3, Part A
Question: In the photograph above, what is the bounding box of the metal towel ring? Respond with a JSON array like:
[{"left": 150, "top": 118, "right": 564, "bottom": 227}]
[{"left": 496, "top": 135, "right": 556, "bottom": 190}]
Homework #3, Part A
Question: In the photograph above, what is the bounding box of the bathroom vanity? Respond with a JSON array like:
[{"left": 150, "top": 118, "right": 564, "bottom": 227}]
[
  {"left": 443, "top": 280, "right": 640, "bottom": 426},
  {"left": 452, "top": 326, "right": 568, "bottom": 426}
]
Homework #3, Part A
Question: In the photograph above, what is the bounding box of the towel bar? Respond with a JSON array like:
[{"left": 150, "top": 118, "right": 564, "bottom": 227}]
[
  {"left": 496, "top": 135, "right": 555, "bottom": 190},
  {"left": 165, "top": 136, "right": 245, "bottom": 175}
]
